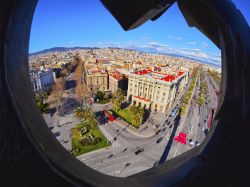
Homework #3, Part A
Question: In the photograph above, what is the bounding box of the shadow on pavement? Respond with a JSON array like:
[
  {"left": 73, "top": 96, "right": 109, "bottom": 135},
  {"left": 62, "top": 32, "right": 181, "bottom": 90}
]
[
  {"left": 95, "top": 111, "right": 108, "bottom": 125},
  {"left": 58, "top": 98, "right": 79, "bottom": 116},
  {"left": 65, "top": 80, "right": 76, "bottom": 90},
  {"left": 158, "top": 115, "right": 181, "bottom": 165}
]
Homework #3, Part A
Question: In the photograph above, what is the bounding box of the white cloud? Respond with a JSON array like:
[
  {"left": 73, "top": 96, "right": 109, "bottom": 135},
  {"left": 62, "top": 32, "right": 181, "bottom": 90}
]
[
  {"left": 168, "top": 35, "right": 182, "bottom": 40},
  {"left": 201, "top": 42, "right": 209, "bottom": 48},
  {"left": 93, "top": 41, "right": 221, "bottom": 66},
  {"left": 140, "top": 36, "right": 151, "bottom": 41},
  {"left": 186, "top": 41, "right": 197, "bottom": 45},
  {"left": 148, "top": 42, "right": 168, "bottom": 47}
]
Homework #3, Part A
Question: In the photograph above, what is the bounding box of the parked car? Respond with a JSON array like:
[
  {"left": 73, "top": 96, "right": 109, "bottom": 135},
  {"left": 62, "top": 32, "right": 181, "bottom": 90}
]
[
  {"left": 155, "top": 130, "right": 161, "bottom": 135},
  {"left": 135, "top": 148, "right": 144, "bottom": 155},
  {"left": 108, "top": 154, "right": 113, "bottom": 158},
  {"left": 189, "top": 139, "right": 194, "bottom": 146},
  {"left": 195, "top": 141, "right": 200, "bottom": 146},
  {"left": 122, "top": 148, "right": 127, "bottom": 152},
  {"left": 125, "top": 163, "right": 131, "bottom": 167},
  {"left": 156, "top": 137, "right": 163, "bottom": 143},
  {"left": 48, "top": 113, "right": 53, "bottom": 117}
]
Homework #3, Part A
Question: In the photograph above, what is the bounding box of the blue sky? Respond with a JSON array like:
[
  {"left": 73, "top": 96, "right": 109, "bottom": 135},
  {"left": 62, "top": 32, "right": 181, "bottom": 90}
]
[{"left": 30, "top": 0, "right": 249, "bottom": 66}]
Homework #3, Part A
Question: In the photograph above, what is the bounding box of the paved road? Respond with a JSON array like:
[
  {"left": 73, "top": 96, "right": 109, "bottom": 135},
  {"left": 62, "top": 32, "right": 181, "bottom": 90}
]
[
  {"left": 166, "top": 67, "right": 218, "bottom": 157},
  {"left": 204, "top": 71, "right": 218, "bottom": 110},
  {"left": 43, "top": 67, "right": 219, "bottom": 178}
]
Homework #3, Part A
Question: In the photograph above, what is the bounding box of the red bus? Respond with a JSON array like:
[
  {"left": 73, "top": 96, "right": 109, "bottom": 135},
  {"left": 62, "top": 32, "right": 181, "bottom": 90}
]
[{"left": 103, "top": 110, "right": 116, "bottom": 121}]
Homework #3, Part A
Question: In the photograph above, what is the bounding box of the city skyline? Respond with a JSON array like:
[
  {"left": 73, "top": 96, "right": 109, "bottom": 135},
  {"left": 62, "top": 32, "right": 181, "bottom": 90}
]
[{"left": 30, "top": 0, "right": 249, "bottom": 66}]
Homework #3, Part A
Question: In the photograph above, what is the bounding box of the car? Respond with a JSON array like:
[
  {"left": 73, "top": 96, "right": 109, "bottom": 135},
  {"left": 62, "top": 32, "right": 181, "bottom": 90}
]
[
  {"left": 48, "top": 113, "right": 53, "bottom": 117},
  {"left": 153, "top": 161, "right": 159, "bottom": 167},
  {"left": 189, "top": 139, "right": 194, "bottom": 146},
  {"left": 169, "top": 124, "right": 173, "bottom": 128},
  {"left": 122, "top": 148, "right": 127, "bottom": 152},
  {"left": 108, "top": 154, "right": 113, "bottom": 158},
  {"left": 167, "top": 121, "right": 171, "bottom": 126},
  {"left": 155, "top": 130, "right": 161, "bottom": 135},
  {"left": 125, "top": 163, "right": 131, "bottom": 167},
  {"left": 162, "top": 127, "right": 166, "bottom": 132},
  {"left": 156, "top": 137, "right": 163, "bottom": 143},
  {"left": 135, "top": 148, "right": 144, "bottom": 155},
  {"left": 195, "top": 141, "right": 200, "bottom": 146}
]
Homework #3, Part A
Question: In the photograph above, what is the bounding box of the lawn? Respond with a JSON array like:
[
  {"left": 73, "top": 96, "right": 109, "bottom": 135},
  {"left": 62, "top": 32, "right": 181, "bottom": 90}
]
[
  {"left": 111, "top": 108, "right": 140, "bottom": 128},
  {"left": 71, "top": 122, "right": 110, "bottom": 156}
]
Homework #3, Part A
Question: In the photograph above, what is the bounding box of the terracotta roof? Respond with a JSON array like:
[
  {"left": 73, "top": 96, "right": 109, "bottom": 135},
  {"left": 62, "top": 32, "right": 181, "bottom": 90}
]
[
  {"left": 160, "top": 75, "right": 176, "bottom": 82},
  {"left": 134, "top": 69, "right": 152, "bottom": 75}
]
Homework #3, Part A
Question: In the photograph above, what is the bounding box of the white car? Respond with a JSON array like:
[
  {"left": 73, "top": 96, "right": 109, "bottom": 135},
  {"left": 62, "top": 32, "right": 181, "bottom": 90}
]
[{"left": 188, "top": 139, "right": 194, "bottom": 146}]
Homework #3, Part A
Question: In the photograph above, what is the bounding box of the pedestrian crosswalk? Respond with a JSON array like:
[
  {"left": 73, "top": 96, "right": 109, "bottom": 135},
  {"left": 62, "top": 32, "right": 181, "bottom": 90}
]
[{"left": 99, "top": 125, "right": 120, "bottom": 147}]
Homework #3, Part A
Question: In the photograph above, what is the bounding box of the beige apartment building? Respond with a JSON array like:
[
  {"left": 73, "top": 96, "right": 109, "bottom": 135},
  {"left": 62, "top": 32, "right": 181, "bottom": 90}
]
[
  {"left": 109, "top": 72, "right": 128, "bottom": 93},
  {"left": 84, "top": 69, "right": 109, "bottom": 92},
  {"left": 127, "top": 69, "right": 188, "bottom": 113}
]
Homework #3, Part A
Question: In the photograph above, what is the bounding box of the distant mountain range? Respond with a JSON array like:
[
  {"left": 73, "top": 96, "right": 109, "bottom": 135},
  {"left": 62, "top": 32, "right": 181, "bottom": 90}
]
[
  {"left": 29, "top": 47, "right": 100, "bottom": 56},
  {"left": 29, "top": 46, "right": 221, "bottom": 68}
]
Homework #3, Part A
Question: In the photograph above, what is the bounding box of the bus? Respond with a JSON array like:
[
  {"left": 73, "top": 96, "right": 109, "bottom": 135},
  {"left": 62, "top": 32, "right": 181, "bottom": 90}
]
[{"left": 103, "top": 110, "right": 116, "bottom": 122}]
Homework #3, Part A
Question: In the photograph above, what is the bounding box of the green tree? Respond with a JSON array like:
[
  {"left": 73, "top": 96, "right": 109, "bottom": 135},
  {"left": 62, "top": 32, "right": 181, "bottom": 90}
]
[
  {"left": 129, "top": 105, "right": 139, "bottom": 115},
  {"left": 114, "top": 88, "right": 125, "bottom": 101},
  {"left": 112, "top": 99, "right": 121, "bottom": 112},
  {"left": 38, "top": 92, "right": 48, "bottom": 104},
  {"left": 131, "top": 114, "right": 141, "bottom": 127},
  {"left": 129, "top": 105, "right": 144, "bottom": 127},
  {"left": 179, "top": 105, "right": 186, "bottom": 116},
  {"left": 95, "top": 91, "right": 105, "bottom": 102},
  {"left": 35, "top": 95, "right": 49, "bottom": 113},
  {"left": 82, "top": 106, "right": 97, "bottom": 129},
  {"left": 73, "top": 107, "right": 85, "bottom": 122},
  {"left": 111, "top": 89, "right": 124, "bottom": 112}
]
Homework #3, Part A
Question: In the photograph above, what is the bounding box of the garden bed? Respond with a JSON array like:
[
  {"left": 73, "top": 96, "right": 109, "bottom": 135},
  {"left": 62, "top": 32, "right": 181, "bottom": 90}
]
[{"left": 71, "top": 122, "right": 110, "bottom": 156}]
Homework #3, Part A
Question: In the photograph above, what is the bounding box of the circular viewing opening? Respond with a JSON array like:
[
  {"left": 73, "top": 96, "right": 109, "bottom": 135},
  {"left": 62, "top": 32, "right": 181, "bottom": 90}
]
[{"left": 28, "top": 0, "right": 223, "bottom": 178}]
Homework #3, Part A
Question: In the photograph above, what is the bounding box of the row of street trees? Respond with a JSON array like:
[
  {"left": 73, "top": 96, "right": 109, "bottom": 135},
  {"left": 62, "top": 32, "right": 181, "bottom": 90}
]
[
  {"left": 179, "top": 67, "right": 199, "bottom": 115},
  {"left": 48, "top": 55, "right": 81, "bottom": 109},
  {"left": 207, "top": 69, "right": 221, "bottom": 86},
  {"left": 73, "top": 55, "right": 87, "bottom": 106},
  {"left": 49, "top": 77, "right": 65, "bottom": 109},
  {"left": 197, "top": 70, "right": 205, "bottom": 106}
]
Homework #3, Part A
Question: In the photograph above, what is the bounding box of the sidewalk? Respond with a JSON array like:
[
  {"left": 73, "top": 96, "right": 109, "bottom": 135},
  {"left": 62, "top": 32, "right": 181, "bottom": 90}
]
[{"left": 114, "top": 118, "right": 157, "bottom": 138}]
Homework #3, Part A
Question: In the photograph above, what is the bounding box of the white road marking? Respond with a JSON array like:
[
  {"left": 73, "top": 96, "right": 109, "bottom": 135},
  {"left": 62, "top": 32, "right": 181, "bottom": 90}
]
[{"left": 173, "top": 149, "right": 178, "bottom": 157}]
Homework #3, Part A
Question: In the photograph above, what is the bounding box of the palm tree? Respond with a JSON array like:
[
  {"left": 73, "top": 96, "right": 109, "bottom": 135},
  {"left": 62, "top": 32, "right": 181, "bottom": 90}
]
[
  {"left": 73, "top": 107, "right": 85, "bottom": 122},
  {"left": 83, "top": 107, "right": 97, "bottom": 129},
  {"left": 111, "top": 88, "right": 125, "bottom": 112},
  {"left": 39, "top": 91, "right": 48, "bottom": 104}
]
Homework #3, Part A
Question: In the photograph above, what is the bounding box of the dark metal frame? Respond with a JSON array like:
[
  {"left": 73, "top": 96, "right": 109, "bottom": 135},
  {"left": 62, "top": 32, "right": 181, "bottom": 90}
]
[{"left": 0, "top": 0, "right": 249, "bottom": 186}]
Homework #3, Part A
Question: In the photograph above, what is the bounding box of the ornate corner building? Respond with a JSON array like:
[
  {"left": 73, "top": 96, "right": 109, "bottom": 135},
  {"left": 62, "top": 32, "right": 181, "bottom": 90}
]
[{"left": 127, "top": 68, "right": 189, "bottom": 113}]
